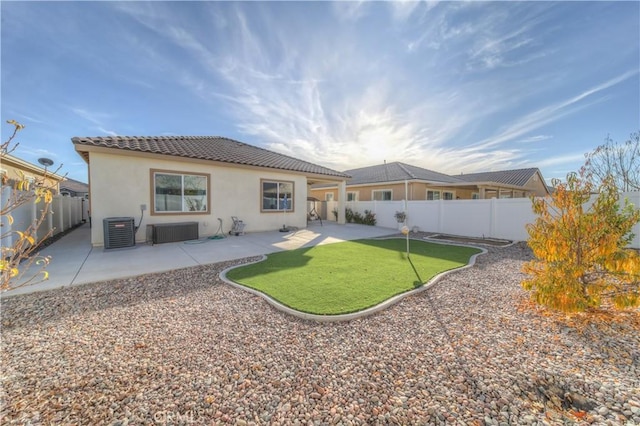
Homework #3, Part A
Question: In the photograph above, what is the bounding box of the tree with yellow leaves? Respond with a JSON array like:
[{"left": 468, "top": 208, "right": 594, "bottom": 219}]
[
  {"left": 522, "top": 169, "right": 640, "bottom": 312},
  {"left": 1, "top": 120, "right": 60, "bottom": 291}
]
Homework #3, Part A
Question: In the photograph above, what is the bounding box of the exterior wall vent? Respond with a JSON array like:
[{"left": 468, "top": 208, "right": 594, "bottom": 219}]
[{"left": 103, "top": 217, "right": 135, "bottom": 249}]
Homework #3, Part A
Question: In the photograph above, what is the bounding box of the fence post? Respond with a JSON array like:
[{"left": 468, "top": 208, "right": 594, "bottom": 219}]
[
  {"left": 66, "top": 197, "right": 71, "bottom": 229},
  {"left": 30, "top": 195, "right": 37, "bottom": 238},
  {"left": 490, "top": 198, "right": 496, "bottom": 238},
  {"left": 1, "top": 186, "right": 13, "bottom": 248},
  {"left": 56, "top": 195, "right": 64, "bottom": 233},
  {"left": 43, "top": 199, "right": 53, "bottom": 242}
]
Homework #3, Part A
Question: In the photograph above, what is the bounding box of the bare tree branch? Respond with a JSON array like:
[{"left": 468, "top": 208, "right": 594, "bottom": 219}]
[{"left": 584, "top": 132, "right": 640, "bottom": 191}]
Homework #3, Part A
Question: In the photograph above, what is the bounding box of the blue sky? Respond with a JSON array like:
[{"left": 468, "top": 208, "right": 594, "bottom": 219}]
[{"left": 2, "top": 1, "right": 638, "bottom": 184}]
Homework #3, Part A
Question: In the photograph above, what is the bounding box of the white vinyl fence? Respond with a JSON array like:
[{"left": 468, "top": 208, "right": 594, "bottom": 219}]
[
  {"left": 326, "top": 191, "right": 640, "bottom": 249},
  {"left": 1, "top": 186, "right": 87, "bottom": 248}
]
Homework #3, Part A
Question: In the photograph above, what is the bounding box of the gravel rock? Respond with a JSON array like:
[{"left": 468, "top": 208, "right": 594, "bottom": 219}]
[{"left": 1, "top": 243, "right": 639, "bottom": 424}]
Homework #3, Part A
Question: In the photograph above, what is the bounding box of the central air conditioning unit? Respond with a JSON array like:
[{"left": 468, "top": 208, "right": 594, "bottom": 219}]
[{"left": 103, "top": 217, "right": 135, "bottom": 249}]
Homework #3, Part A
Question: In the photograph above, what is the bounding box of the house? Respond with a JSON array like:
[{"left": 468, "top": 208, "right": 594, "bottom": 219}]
[
  {"left": 72, "top": 136, "right": 350, "bottom": 247},
  {"left": 0, "top": 153, "right": 65, "bottom": 193},
  {"left": 59, "top": 178, "right": 89, "bottom": 198},
  {"left": 310, "top": 162, "right": 550, "bottom": 202},
  {"left": 456, "top": 169, "right": 550, "bottom": 199}
]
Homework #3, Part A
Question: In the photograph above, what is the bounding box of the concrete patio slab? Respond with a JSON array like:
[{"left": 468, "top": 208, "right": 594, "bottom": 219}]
[{"left": 2, "top": 221, "right": 396, "bottom": 297}]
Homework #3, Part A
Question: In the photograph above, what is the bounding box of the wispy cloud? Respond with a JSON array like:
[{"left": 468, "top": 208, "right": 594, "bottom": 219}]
[
  {"left": 106, "top": 3, "right": 476, "bottom": 172},
  {"left": 389, "top": 0, "right": 431, "bottom": 23},
  {"left": 535, "top": 152, "right": 586, "bottom": 168},
  {"left": 15, "top": 147, "right": 60, "bottom": 159},
  {"left": 71, "top": 108, "right": 111, "bottom": 126},
  {"left": 467, "top": 23, "right": 545, "bottom": 71},
  {"left": 12, "top": 112, "right": 46, "bottom": 125},
  {"left": 469, "top": 70, "right": 638, "bottom": 151},
  {"left": 88, "top": 2, "right": 640, "bottom": 177},
  {"left": 332, "top": 1, "right": 369, "bottom": 22},
  {"left": 517, "top": 135, "right": 553, "bottom": 144},
  {"left": 1, "top": 1, "right": 635, "bottom": 186},
  {"left": 144, "top": 5, "right": 533, "bottom": 174},
  {"left": 71, "top": 107, "right": 117, "bottom": 136},
  {"left": 96, "top": 127, "right": 118, "bottom": 137}
]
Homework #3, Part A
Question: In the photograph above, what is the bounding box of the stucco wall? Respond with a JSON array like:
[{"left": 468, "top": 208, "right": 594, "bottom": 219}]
[
  {"left": 312, "top": 183, "right": 477, "bottom": 201},
  {"left": 523, "top": 174, "right": 550, "bottom": 196},
  {"left": 313, "top": 183, "right": 413, "bottom": 202},
  {"left": 1, "top": 160, "right": 62, "bottom": 192},
  {"left": 89, "top": 152, "right": 308, "bottom": 247}
]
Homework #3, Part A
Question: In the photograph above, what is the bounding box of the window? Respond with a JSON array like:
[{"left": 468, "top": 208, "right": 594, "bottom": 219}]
[
  {"left": 472, "top": 192, "right": 480, "bottom": 200},
  {"left": 325, "top": 192, "right": 334, "bottom": 202},
  {"left": 347, "top": 191, "right": 359, "bottom": 202},
  {"left": 427, "top": 190, "right": 441, "bottom": 200},
  {"left": 23, "top": 176, "right": 36, "bottom": 191},
  {"left": 372, "top": 189, "right": 392, "bottom": 201},
  {"left": 152, "top": 170, "right": 209, "bottom": 214},
  {"left": 261, "top": 179, "right": 294, "bottom": 212},
  {"left": 428, "top": 190, "right": 454, "bottom": 200}
]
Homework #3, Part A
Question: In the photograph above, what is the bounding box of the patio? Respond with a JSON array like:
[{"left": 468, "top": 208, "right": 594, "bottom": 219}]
[{"left": 1, "top": 221, "right": 395, "bottom": 297}]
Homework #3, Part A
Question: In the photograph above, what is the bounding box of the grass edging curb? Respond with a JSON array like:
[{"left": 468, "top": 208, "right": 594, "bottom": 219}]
[{"left": 219, "top": 238, "right": 488, "bottom": 322}]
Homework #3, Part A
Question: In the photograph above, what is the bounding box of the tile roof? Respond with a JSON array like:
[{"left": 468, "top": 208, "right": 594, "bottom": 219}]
[
  {"left": 456, "top": 168, "right": 540, "bottom": 187},
  {"left": 60, "top": 177, "right": 89, "bottom": 193},
  {"left": 72, "top": 136, "right": 349, "bottom": 178},
  {"left": 344, "top": 162, "right": 466, "bottom": 185}
]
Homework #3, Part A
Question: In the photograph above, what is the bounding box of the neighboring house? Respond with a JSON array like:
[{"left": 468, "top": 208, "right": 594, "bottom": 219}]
[
  {"left": 310, "top": 161, "right": 550, "bottom": 202},
  {"left": 456, "top": 168, "right": 550, "bottom": 199},
  {"left": 73, "top": 136, "right": 349, "bottom": 247},
  {"left": 59, "top": 177, "right": 89, "bottom": 198},
  {"left": 0, "top": 153, "right": 65, "bottom": 193}
]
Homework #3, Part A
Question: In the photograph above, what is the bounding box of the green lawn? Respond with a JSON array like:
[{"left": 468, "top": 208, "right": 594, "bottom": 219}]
[{"left": 225, "top": 238, "right": 482, "bottom": 315}]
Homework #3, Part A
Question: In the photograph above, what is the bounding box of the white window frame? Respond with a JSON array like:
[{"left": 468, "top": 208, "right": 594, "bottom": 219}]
[
  {"left": 372, "top": 189, "right": 392, "bottom": 201},
  {"left": 346, "top": 191, "right": 359, "bottom": 202},
  {"left": 325, "top": 192, "right": 334, "bottom": 202},
  {"left": 443, "top": 191, "right": 455, "bottom": 200},
  {"left": 152, "top": 169, "right": 210, "bottom": 215},
  {"left": 24, "top": 176, "right": 36, "bottom": 191},
  {"left": 426, "top": 190, "right": 441, "bottom": 200}
]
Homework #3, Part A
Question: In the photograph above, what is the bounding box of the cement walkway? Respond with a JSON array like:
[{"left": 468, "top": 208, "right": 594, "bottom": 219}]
[{"left": 2, "top": 221, "right": 396, "bottom": 297}]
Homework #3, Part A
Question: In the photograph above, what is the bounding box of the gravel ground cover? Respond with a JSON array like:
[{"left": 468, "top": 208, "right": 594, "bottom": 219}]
[{"left": 1, "top": 239, "right": 639, "bottom": 425}]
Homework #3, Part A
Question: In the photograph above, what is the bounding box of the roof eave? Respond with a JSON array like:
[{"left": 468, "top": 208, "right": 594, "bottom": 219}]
[
  {"left": 313, "top": 178, "right": 461, "bottom": 188},
  {"left": 1, "top": 153, "right": 66, "bottom": 181}
]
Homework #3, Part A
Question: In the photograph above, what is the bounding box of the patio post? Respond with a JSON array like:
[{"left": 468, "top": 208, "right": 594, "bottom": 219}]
[{"left": 337, "top": 180, "right": 346, "bottom": 224}]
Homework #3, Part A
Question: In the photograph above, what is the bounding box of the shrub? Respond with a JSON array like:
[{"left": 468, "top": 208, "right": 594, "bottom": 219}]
[
  {"left": 522, "top": 171, "right": 640, "bottom": 312},
  {"left": 362, "top": 210, "right": 377, "bottom": 226},
  {"left": 333, "top": 207, "right": 377, "bottom": 226},
  {"left": 394, "top": 211, "right": 406, "bottom": 223},
  {"left": 345, "top": 207, "right": 354, "bottom": 223}
]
